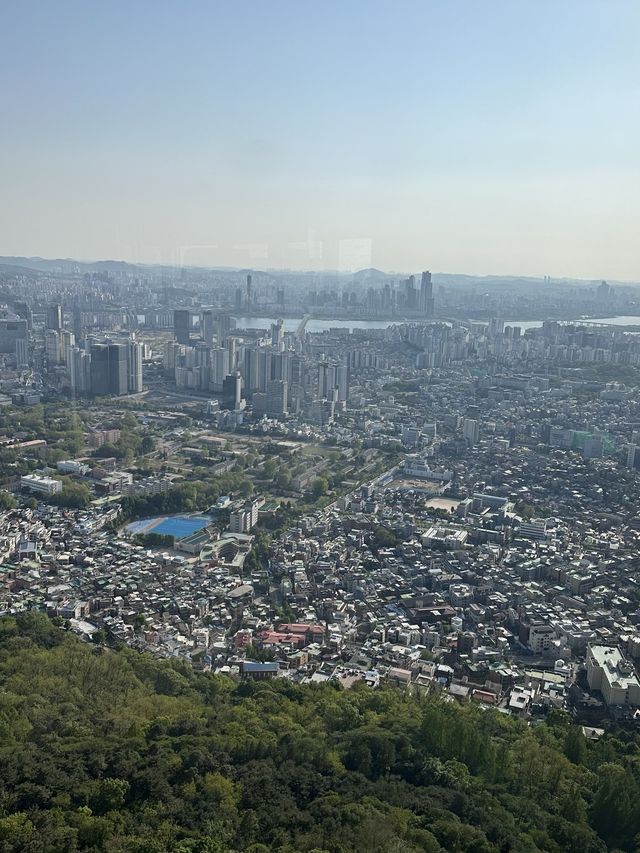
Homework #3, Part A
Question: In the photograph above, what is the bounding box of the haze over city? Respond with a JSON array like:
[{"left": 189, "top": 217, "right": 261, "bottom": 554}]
[
  {"left": 4, "top": 4, "right": 640, "bottom": 852},
  {"left": 2, "top": 0, "right": 639, "bottom": 279}
]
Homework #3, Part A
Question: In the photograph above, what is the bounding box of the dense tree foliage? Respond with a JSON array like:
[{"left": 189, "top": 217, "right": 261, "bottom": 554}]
[
  {"left": 117, "top": 471, "right": 250, "bottom": 521},
  {"left": 0, "top": 491, "right": 17, "bottom": 510},
  {"left": 49, "top": 478, "right": 92, "bottom": 509},
  {"left": 311, "top": 477, "right": 329, "bottom": 499},
  {"left": 0, "top": 615, "right": 639, "bottom": 851},
  {"left": 371, "top": 526, "right": 399, "bottom": 550}
]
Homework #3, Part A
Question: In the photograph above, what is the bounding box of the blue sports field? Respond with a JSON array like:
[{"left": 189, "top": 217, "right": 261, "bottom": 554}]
[{"left": 127, "top": 515, "right": 211, "bottom": 539}]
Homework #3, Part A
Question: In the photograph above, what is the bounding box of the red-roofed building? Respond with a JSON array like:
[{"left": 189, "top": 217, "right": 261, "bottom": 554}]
[
  {"left": 277, "top": 623, "right": 326, "bottom": 643},
  {"left": 259, "top": 630, "right": 307, "bottom": 649}
]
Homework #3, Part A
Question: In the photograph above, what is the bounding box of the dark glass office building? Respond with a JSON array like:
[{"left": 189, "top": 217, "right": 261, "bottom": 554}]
[
  {"left": 174, "top": 309, "right": 191, "bottom": 345},
  {"left": 90, "top": 343, "right": 128, "bottom": 396}
]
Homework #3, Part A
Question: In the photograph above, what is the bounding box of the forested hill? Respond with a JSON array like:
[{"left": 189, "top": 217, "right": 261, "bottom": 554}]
[{"left": 0, "top": 616, "right": 638, "bottom": 853}]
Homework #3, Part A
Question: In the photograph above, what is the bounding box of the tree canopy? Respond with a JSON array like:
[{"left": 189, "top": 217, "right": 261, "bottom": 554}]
[{"left": 0, "top": 614, "right": 636, "bottom": 852}]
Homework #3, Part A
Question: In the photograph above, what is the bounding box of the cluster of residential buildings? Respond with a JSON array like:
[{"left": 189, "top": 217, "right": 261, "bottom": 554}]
[{"left": 3, "top": 263, "right": 640, "bottom": 725}]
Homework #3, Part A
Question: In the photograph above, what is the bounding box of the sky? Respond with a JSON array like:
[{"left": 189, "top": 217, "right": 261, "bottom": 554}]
[{"left": 1, "top": 0, "right": 639, "bottom": 280}]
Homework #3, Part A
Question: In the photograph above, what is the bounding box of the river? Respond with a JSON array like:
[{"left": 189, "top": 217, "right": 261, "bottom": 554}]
[{"left": 232, "top": 315, "right": 640, "bottom": 333}]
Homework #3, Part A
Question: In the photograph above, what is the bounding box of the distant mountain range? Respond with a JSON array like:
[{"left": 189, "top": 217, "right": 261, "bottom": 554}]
[{"left": 0, "top": 256, "right": 637, "bottom": 289}]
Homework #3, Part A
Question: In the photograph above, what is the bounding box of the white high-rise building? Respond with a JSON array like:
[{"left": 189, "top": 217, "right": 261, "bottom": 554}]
[
  {"left": 69, "top": 346, "right": 91, "bottom": 395},
  {"left": 127, "top": 339, "right": 144, "bottom": 393},
  {"left": 210, "top": 347, "right": 230, "bottom": 393}
]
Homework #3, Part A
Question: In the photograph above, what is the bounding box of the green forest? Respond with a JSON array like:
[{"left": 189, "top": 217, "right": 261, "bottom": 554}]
[{"left": 0, "top": 615, "right": 639, "bottom": 853}]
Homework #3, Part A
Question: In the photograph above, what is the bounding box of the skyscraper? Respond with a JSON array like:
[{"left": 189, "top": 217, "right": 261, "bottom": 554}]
[
  {"left": 163, "top": 341, "right": 181, "bottom": 374},
  {"left": 69, "top": 346, "right": 91, "bottom": 396},
  {"left": 0, "top": 317, "right": 28, "bottom": 354},
  {"left": 222, "top": 372, "right": 242, "bottom": 410},
  {"left": 173, "top": 309, "right": 191, "bottom": 346},
  {"left": 266, "top": 380, "right": 288, "bottom": 417},
  {"left": 405, "top": 275, "right": 416, "bottom": 311},
  {"left": 45, "top": 330, "right": 62, "bottom": 364},
  {"left": 201, "top": 310, "right": 215, "bottom": 347},
  {"left": 257, "top": 348, "right": 272, "bottom": 392},
  {"left": 15, "top": 338, "right": 29, "bottom": 368},
  {"left": 271, "top": 319, "right": 284, "bottom": 349},
  {"left": 420, "top": 270, "right": 434, "bottom": 318},
  {"left": 90, "top": 343, "right": 128, "bottom": 396},
  {"left": 210, "top": 347, "right": 230, "bottom": 392},
  {"left": 218, "top": 313, "right": 233, "bottom": 343},
  {"left": 242, "top": 346, "right": 259, "bottom": 394},
  {"left": 47, "top": 303, "right": 62, "bottom": 331},
  {"left": 227, "top": 336, "right": 237, "bottom": 371},
  {"left": 336, "top": 364, "right": 350, "bottom": 402},
  {"left": 60, "top": 330, "right": 75, "bottom": 365},
  {"left": 127, "top": 339, "right": 144, "bottom": 393},
  {"left": 318, "top": 362, "right": 330, "bottom": 398}
]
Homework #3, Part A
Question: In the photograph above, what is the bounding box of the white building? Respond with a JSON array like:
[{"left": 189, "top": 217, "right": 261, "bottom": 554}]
[
  {"left": 229, "top": 499, "right": 261, "bottom": 533},
  {"left": 528, "top": 623, "right": 557, "bottom": 654},
  {"left": 422, "top": 526, "right": 468, "bottom": 550},
  {"left": 403, "top": 455, "right": 452, "bottom": 482},
  {"left": 21, "top": 474, "right": 62, "bottom": 496},
  {"left": 57, "top": 460, "right": 90, "bottom": 476},
  {"left": 519, "top": 518, "right": 550, "bottom": 540},
  {"left": 587, "top": 645, "right": 640, "bottom": 707}
]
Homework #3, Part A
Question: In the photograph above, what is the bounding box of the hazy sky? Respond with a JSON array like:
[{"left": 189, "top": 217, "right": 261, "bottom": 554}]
[{"left": 1, "top": 1, "right": 639, "bottom": 279}]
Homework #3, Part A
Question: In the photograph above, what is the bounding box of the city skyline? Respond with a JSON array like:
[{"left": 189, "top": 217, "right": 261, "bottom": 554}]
[{"left": 2, "top": 1, "right": 639, "bottom": 279}]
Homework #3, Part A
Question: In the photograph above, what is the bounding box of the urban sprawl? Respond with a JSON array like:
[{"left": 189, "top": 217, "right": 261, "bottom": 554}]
[{"left": 2, "top": 262, "right": 640, "bottom": 730}]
